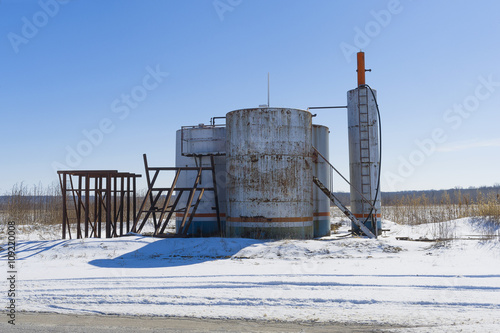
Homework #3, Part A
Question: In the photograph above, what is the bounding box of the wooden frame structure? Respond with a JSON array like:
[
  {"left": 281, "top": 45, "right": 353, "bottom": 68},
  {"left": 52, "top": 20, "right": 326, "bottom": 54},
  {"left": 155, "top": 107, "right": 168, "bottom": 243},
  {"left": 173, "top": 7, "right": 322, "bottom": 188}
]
[
  {"left": 58, "top": 170, "right": 142, "bottom": 239},
  {"left": 131, "top": 154, "right": 221, "bottom": 237}
]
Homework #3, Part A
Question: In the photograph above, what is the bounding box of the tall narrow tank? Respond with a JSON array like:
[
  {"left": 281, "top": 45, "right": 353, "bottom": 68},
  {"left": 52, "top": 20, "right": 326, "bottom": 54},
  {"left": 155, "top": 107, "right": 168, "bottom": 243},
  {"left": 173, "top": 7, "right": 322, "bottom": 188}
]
[
  {"left": 347, "top": 86, "right": 381, "bottom": 235},
  {"left": 175, "top": 124, "right": 226, "bottom": 236},
  {"left": 312, "top": 124, "right": 331, "bottom": 237},
  {"left": 226, "top": 108, "right": 313, "bottom": 239}
]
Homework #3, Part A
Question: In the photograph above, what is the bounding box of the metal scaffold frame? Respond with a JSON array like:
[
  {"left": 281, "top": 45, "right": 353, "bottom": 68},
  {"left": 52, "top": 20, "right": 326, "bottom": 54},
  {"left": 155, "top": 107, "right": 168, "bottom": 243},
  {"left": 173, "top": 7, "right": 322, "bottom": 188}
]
[
  {"left": 130, "top": 154, "right": 221, "bottom": 237},
  {"left": 57, "top": 170, "right": 142, "bottom": 239}
]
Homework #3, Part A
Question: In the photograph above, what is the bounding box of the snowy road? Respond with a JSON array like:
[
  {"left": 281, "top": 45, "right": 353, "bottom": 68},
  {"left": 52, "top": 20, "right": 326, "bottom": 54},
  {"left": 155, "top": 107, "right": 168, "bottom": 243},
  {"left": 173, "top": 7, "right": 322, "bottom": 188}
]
[{"left": 0, "top": 312, "right": 403, "bottom": 333}]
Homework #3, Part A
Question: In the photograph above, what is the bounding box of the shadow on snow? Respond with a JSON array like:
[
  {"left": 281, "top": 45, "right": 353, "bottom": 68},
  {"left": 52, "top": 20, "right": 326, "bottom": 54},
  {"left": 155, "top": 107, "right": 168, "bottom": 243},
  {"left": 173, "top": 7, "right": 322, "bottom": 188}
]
[{"left": 89, "top": 237, "right": 262, "bottom": 269}]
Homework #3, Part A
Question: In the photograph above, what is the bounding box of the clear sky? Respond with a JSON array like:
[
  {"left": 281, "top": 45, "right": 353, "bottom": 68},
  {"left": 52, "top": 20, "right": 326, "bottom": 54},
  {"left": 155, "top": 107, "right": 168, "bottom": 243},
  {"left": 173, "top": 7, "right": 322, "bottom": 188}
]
[{"left": 1, "top": 0, "right": 499, "bottom": 193}]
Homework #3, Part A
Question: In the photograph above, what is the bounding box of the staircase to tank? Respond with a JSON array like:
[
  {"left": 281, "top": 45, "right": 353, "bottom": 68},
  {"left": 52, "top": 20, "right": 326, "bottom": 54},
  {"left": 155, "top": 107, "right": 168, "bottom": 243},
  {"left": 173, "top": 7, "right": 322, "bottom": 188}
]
[
  {"left": 131, "top": 154, "right": 221, "bottom": 237},
  {"left": 312, "top": 147, "right": 377, "bottom": 239},
  {"left": 313, "top": 176, "right": 375, "bottom": 239}
]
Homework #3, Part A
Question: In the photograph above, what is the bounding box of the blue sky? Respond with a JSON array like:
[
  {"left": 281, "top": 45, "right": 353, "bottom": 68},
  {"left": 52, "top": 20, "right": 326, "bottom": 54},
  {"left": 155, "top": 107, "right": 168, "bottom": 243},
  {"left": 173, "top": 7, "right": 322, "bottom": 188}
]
[{"left": 1, "top": 0, "right": 499, "bottom": 193}]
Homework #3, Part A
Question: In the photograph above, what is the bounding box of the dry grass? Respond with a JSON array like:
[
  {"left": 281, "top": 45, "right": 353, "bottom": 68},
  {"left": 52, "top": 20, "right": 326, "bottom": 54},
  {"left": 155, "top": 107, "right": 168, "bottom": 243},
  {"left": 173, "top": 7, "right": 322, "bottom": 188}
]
[
  {"left": 383, "top": 190, "right": 500, "bottom": 239},
  {"left": 1, "top": 182, "right": 62, "bottom": 225},
  {"left": 0, "top": 182, "right": 146, "bottom": 228},
  {"left": 383, "top": 190, "right": 500, "bottom": 225}
]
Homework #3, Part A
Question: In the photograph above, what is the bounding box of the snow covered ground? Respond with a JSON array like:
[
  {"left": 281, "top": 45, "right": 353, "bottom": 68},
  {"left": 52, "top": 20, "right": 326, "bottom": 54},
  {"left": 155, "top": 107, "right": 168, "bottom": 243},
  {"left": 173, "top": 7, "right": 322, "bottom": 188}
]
[{"left": 1, "top": 218, "right": 500, "bottom": 332}]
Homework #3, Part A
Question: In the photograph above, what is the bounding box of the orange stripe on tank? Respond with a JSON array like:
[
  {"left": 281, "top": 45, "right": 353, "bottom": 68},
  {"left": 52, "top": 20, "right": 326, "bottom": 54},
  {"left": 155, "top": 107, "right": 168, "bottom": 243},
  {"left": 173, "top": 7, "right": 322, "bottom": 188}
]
[
  {"left": 313, "top": 212, "right": 330, "bottom": 217},
  {"left": 353, "top": 213, "right": 381, "bottom": 218},
  {"left": 227, "top": 216, "right": 313, "bottom": 223}
]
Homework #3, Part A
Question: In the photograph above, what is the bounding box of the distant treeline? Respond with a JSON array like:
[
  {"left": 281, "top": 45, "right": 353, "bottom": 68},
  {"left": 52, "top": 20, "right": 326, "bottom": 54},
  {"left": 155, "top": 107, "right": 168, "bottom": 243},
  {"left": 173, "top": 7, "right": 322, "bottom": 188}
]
[
  {"left": 332, "top": 185, "right": 500, "bottom": 207},
  {"left": 382, "top": 185, "right": 500, "bottom": 206}
]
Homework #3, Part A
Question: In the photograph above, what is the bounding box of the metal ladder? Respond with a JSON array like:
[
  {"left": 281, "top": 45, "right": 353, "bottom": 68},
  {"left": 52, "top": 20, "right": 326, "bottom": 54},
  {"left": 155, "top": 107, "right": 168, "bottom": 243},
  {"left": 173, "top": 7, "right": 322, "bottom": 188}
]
[
  {"left": 357, "top": 87, "right": 379, "bottom": 234},
  {"left": 358, "top": 86, "right": 372, "bottom": 215}
]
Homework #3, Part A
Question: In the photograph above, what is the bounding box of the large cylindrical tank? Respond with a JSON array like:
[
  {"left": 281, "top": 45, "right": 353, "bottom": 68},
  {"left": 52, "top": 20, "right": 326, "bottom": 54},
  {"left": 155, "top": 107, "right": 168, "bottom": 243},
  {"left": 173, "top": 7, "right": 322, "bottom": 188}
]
[
  {"left": 347, "top": 87, "right": 381, "bottom": 235},
  {"left": 312, "top": 124, "right": 331, "bottom": 237},
  {"left": 175, "top": 125, "right": 226, "bottom": 236},
  {"left": 226, "top": 108, "right": 313, "bottom": 239}
]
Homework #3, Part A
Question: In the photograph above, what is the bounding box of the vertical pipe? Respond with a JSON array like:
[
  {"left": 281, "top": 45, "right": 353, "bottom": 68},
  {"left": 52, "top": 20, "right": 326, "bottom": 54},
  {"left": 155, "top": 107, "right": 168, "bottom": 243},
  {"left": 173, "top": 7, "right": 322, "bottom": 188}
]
[
  {"left": 61, "top": 173, "right": 67, "bottom": 239},
  {"left": 77, "top": 175, "right": 82, "bottom": 238},
  {"left": 120, "top": 176, "right": 124, "bottom": 236},
  {"left": 126, "top": 176, "right": 131, "bottom": 233},
  {"left": 85, "top": 174, "right": 90, "bottom": 238},
  {"left": 92, "top": 177, "right": 97, "bottom": 237},
  {"left": 106, "top": 175, "right": 112, "bottom": 238},
  {"left": 97, "top": 177, "right": 101, "bottom": 238},
  {"left": 113, "top": 176, "right": 117, "bottom": 237},
  {"left": 357, "top": 51, "right": 365, "bottom": 87},
  {"left": 133, "top": 176, "right": 137, "bottom": 231}
]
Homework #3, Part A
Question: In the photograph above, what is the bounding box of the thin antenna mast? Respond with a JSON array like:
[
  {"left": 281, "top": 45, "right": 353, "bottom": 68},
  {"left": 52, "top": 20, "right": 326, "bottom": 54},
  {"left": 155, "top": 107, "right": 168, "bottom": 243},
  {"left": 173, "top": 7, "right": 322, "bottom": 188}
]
[{"left": 267, "top": 72, "right": 270, "bottom": 107}]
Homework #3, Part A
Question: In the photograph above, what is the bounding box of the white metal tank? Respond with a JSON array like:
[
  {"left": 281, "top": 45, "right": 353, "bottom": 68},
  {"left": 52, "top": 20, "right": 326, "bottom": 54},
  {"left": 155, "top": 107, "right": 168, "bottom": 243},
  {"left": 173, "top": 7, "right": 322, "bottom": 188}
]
[
  {"left": 312, "top": 124, "right": 331, "bottom": 237},
  {"left": 347, "top": 87, "right": 381, "bottom": 235},
  {"left": 226, "top": 107, "right": 314, "bottom": 239},
  {"left": 175, "top": 125, "right": 226, "bottom": 236}
]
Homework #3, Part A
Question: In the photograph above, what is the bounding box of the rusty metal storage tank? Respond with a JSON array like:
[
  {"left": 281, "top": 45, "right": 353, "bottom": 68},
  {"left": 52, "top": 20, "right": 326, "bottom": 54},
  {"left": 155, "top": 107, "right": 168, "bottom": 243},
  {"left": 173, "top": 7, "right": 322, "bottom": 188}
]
[
  {"left": 347, "top": 85, "right": 381, "bottom": 235},
  {"left": 225, "top": 107, "right": 313, "bottom": 239},
  {"left": 175, "top": 124, "right": 226, "bottom": 236},
  {"left": 312, "top": 124, "right": 331, "bottom": 237}
]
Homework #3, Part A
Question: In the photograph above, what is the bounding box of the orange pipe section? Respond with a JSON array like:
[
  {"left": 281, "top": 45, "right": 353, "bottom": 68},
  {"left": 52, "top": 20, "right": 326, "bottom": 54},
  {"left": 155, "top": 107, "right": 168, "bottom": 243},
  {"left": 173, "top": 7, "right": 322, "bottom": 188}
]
[
  {"left": 357, "top": 51, "right": 365, "bottom": 86},
  {"left": 354, "top": 213, "right": 382, "bottom": 218}
]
